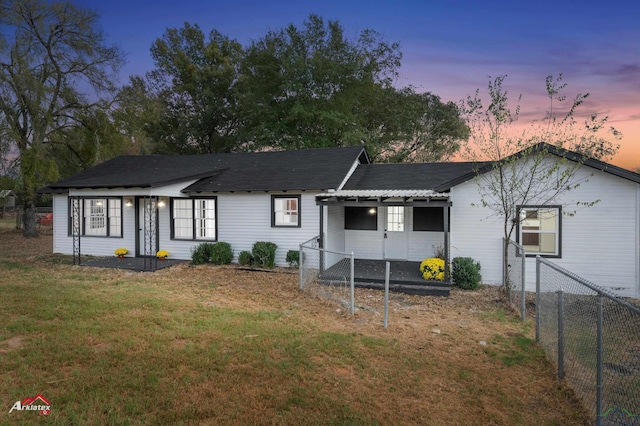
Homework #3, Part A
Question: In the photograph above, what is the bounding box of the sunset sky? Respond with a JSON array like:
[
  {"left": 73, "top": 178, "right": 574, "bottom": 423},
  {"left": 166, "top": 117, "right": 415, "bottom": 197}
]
[{"left": 81, "top": 0, "right": 639, "bottom": 171}]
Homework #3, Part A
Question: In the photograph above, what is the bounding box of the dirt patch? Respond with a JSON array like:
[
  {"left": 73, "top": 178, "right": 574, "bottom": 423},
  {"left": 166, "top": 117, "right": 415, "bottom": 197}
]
[{"left": 0, "top": 335, "right": 26, "bottom": 353}]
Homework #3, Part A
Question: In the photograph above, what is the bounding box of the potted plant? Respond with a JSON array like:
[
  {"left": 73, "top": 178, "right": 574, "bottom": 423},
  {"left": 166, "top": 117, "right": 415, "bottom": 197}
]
[
  {"left": 115, "top": 248, "right": 128, "bottom": 259},
  {"left": 419, "top": 257, "right": 446, "bottom": 281},
  {"left": 156, "top": 250, "right": 169, "bottom": 260}
]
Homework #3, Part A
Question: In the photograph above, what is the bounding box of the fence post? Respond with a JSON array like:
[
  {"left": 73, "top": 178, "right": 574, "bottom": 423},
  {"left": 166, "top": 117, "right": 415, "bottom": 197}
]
[
  {"left": 349, "top": 252, "right": 355, "bottom": 315},
  {"left": 596, "top": 293, "right": 604, "bottom": 425},
  {"left": 520, "top": 245, "right": 526, "bottom": 322},
  {"left": 535, "top": 256, "right": 541, "bottom": 341},
  {"left": 557, "top": 289, "right": 565, "bottom": 379},
  {"left": 299, "top": 244, "right": 304, "bottom": 290},
  {"left": 384, "top": 261, "right": 390, "bottom": 329}
]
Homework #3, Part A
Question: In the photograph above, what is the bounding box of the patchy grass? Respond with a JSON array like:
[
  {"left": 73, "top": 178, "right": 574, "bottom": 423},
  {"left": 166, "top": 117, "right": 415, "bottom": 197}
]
[
  {"left": 0, "top": 230, "right": 590, "bottom": 425},
  {"left": 0, "top": 217, "right": 16, "bottom": 230}
]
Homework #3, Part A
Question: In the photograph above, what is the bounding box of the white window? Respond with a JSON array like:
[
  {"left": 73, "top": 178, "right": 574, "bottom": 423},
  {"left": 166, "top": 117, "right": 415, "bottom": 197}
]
[
  {"left": 272, "top": 195, "right": 300, "bottom": 227},
  {"left": 195, "top": 199, "right": 216, "bottom": 239},
  {"left": 386, "top": 206, "right": 404, "bottom": 232},
  {"left": 518, "top": 206, "right": 561, "bottom": 257},
  {"left": 171, "top": 198, "right": 216, "bottom": 240},
  {"left": 72, "top": 198, "right": 122, "bottom": 237}
]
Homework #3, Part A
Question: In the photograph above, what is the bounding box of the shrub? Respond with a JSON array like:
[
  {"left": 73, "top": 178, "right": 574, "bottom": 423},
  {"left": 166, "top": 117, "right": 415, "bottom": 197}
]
[
  {"left": 452, "top": 257, "right": 482, "bottom": 290},
  {"left": 238, "top": 250, "right": 253, "bottom": 266},
  {"left": 210, "top": 242, "right": 233, "bottom": 265},
  {"left": 286, "top": 250, "right": 300, "bottom": 268},
  {"left": 191, "top": 243, "right": 215, "bottom": 265},
  {"left": 252, "top": 241, "right": 278, "bottom": 268},
  {"left": 420, "top": 257, "right": 445, "bottom": 281}
]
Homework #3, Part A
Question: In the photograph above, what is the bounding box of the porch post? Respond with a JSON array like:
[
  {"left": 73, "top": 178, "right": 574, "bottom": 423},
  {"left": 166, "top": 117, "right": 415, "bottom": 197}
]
[
  {"left": 318, "top": 205, "right": 324, "bottom": 249},
  {"left": 319, "top": 205, "right": 325, "bottom": 272},
  {"left": 443, "top": 203, "right": 450, "bottom": 281}
]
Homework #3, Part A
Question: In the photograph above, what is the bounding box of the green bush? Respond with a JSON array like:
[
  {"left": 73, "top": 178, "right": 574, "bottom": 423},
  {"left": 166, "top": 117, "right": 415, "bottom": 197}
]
[
  {"left": 191, "top": 242, "right": 233, "bottom": 265},
  {"left": 252, "top": 241, "right": 278, "bottom": 268},
  {"left": 191, "top": 243, "right": 215, "bottom": 265},
  {"left": 452, "top": 257, "right": 482, "bottom": 290},
  {"left": 238, "top": 250, "right": 253, "bottom": 266},
  {"left": 210, "top": 242, "right": 233, "bottom": 265},
  {"left": 286, "top": 250, "right": 300, "bottom": 268}
]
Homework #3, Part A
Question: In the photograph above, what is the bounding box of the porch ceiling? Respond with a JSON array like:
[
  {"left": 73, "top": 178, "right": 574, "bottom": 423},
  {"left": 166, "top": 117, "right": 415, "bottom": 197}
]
[{"left": 316, "top": 189, "right": 450, "bottom": 206}]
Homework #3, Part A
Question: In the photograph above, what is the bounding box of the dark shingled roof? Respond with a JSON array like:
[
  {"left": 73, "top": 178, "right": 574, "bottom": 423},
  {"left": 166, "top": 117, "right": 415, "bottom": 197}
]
[
  {"left": 343, "top": 162, "right": 491, "bottom": 192},
  {"left": 344, "top": 142, "right": 640, "bottom": 191},
  {"left": 46, "top": 146, "right": 369, "bottom": 192}
]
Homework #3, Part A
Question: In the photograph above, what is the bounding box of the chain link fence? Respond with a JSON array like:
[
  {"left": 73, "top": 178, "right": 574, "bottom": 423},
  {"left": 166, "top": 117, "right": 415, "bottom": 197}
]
[
  {"left": 536, "top": 257, "right": 640, "bottom": 425},
  {"left": 504, "top": 238, "right": 526, "bottom": 321},
  {"left": 299, "top": 237, "right": 355, "bottom": 314}
]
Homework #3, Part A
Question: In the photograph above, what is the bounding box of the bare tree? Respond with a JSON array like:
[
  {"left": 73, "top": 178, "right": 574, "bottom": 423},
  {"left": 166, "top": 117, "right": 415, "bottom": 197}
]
[
  {"left": 0, "top": 0, "right": 123, "bottom": 236},
  {"left": 462, "top": 74, "right": 621, "bottom": 292}
]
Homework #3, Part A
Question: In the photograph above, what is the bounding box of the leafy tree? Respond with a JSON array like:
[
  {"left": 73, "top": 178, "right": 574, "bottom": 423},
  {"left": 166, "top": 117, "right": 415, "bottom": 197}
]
[
  {"left": 138, "top": 15, "right": 468, "bottom": 161},
  {"left": 0, "top": 0, "right": 123, "bottom": 236},
  {"left": 377, "top": 91, "right": 469, "bottom": 163},
  {"left": 147, "top": 23, "right": 243, "bottom": 154},
  {"left": 48, "top": 107, "right": 133, "bottom": 178},
  {"left": 238, "top": 14, "right": 402, "bottom": 151},
  {"left": 112, "top": 76, "right": 162, "bottom": 155},
  {"left": 462, "top": 74, "right": 620, "bottom": 292}
]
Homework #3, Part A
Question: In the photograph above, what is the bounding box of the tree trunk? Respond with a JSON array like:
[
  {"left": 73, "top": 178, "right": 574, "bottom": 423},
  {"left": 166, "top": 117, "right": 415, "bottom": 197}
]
[
  {"left": 503, "top": 239, "right": 510, "bottom": 299},
  {"left": 22, "top": 203, "right": 38, "bottom": 238}
]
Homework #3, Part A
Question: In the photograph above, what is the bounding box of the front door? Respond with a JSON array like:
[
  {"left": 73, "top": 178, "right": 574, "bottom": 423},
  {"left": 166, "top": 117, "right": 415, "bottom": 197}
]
[
  {"left": 137, "top": 197, "right": 159, "bottom": 256},
  {"left": 384, "top": 206, "right": 407, "bottom": 259}
]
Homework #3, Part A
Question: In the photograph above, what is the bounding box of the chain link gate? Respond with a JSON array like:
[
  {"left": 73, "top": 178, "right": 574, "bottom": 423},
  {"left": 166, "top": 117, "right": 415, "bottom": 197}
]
[{"left": 299, "top": 237, "right": 355, "bottom": 314}]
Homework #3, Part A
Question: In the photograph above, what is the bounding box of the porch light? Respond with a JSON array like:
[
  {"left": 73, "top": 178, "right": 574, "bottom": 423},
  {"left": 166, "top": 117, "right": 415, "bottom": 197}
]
[
  {"left": 157, "top": 198, "right": 166, "bottom": 208},
  {"left": 125, "top": 198, "right": 133, "bottom": 208},
  {"left": 96, "top": 200, "right": 103, "bottom": 207},
  {"left": 368, "top": 208, "right": 377, "bottom": 215}
]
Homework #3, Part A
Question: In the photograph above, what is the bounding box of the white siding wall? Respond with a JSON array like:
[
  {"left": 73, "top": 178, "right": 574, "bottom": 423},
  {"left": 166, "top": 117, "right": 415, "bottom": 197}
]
[
  {"left": 53, "top": 193, "right": 138, "bottom": 257},
  {"left": 54, "top": 190, "right": 322, "bottom": 266},
  {"left": 325, "top": 205, "right": 345, "bottom": 253},
  {"left": 341, "top": 206, "right": 445, "bottom": 261},
  {"left": 450, "top": 164, "right": 640, "bottom": 297},
  {"left": 323, "top": 205, "right": 347, "bottom": 268},
  {"left": 344, "top": 207, "right": 384, "bottom": 259}
]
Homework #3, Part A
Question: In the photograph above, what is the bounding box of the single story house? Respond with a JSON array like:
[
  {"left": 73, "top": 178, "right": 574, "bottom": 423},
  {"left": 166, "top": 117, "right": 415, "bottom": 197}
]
[{"left": 42, "top": 143, "right": 640, "bottom": 298}]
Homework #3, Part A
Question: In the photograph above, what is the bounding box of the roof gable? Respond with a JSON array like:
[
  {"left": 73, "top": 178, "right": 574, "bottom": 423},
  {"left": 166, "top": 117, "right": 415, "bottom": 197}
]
[{"left": 447, "top": 142, "right": 640, "bottom": 188}]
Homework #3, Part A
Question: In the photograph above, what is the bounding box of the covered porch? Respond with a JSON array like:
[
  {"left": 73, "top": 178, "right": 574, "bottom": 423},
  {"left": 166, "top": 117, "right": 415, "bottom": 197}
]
[
  {"left": 319, "top": 258, "right": 449, "bottom": 296},
  {"left": 316, "top": 189, "right": 452, "bottom": 284}
]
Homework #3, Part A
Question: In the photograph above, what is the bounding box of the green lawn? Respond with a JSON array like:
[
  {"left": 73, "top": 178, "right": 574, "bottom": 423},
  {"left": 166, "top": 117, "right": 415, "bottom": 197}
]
[{"left": 0, "top": 231, "right": 590, "bottom": 425}]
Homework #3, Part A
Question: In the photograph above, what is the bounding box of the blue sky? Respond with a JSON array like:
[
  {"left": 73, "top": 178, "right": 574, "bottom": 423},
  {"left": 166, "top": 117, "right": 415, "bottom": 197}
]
[{"left": 79, "top": 0, "right": 640, "bottom": 169}]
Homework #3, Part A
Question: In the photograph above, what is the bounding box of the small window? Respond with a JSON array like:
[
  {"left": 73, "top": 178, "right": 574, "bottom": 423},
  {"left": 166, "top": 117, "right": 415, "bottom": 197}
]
[
  {"left": 517, "top": 206, "right": 561, "bottom": 257},
  {"left": 171, "top": 198, "right": 217, "bottom": 240},
  {"left": 68, "top": 198, "right": 122, "bottom": 237},
  {"left": 413, "top": 207, "right": 445, "bottom": 232},
  {"left": 272, "top": 195, "right": 300, "bottom": 227},
  {"left": 386, "top": 206, "right": 404, "bottom": 232},
  {"left": 345, "top": 207, "right": 378, "bottom": 230}
]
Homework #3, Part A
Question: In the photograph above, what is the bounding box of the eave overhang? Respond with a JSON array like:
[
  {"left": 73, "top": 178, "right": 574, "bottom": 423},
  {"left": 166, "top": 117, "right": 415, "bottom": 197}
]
[{"left": 316, "top": 189, "right": 451, "bottom": 207}]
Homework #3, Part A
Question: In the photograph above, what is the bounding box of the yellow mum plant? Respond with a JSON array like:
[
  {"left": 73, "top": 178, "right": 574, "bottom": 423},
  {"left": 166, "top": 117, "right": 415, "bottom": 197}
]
[
  {"left": 156, "top": 250, "right": 169, "bottom": 259},
  {"left": 114, "top": 248, "right": 128, "bottom": 256},
  {"left": 420, "top": 257, "right": 445, "bottom": 281}
]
